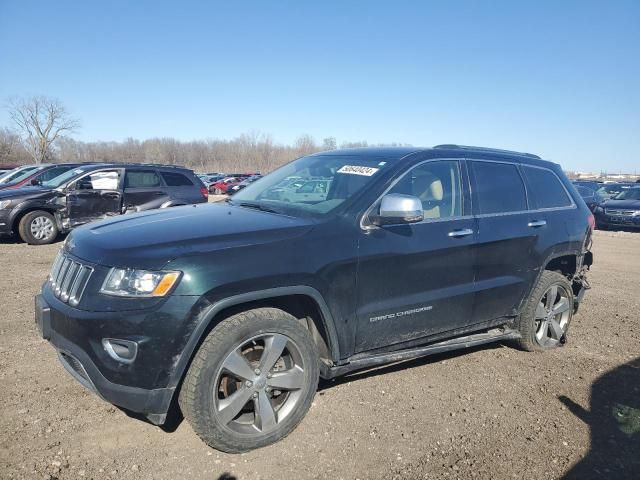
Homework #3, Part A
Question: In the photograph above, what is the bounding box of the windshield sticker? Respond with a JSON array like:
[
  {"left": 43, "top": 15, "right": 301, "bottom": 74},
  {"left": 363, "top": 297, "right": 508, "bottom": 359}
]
[{"left": 337, "top": 165, "right": 379, "bottom": 176}]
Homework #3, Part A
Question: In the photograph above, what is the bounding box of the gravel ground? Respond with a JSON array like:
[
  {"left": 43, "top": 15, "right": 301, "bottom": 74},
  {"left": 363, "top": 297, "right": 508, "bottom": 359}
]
[{"left": 0, "top": 230, "right": 638, "bottom": 480}]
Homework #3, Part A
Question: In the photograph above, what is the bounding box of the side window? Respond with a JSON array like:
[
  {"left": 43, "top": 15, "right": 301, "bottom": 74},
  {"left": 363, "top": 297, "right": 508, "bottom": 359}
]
[
  {"left": 39, "top": 166, "right": 72, "bottom": 182},
  {"left": 471, "top": 161, "right": 527, "bottom": 214},
  {"left": 162, "top": 172, "right": 194, "bottom": 186},
  {"left": 76, "top": 170, "right": 120, "bottom": 191},
  {"left": 522, "top": 166, "right": 572, "bottom": 209},
  {"left": 125, "top": 170, "right": 162, "bottom": 188},
  {"left": 388, "top": 160, "right": 463, "bottom": 219}
]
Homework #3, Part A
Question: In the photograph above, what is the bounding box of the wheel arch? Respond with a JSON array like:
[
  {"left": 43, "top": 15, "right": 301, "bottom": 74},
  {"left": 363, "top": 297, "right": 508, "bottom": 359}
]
[
  {"left": 10, "top": 205, "right": 59, "bottom": 234},
  {"left": 515, "top": 251, "right": 582, "bottom": 316},
  {"left": 167, "top": 286, "right": 341, "bottom": 393}
]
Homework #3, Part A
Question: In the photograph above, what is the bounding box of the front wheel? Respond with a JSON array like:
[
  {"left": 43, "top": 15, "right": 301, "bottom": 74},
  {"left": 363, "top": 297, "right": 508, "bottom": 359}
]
[
  {"left": 516, "top": 271, "right": 574, "bottom": 352},
  {"left": 179, "top": 308, "right": 319, "bottom": 452},
  {"left": 18, "top": 210, "right": 59, "bottom": 245}
]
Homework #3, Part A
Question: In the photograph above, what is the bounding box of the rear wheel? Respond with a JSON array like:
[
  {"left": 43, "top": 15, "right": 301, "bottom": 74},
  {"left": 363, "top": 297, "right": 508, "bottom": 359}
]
[
  {"left": 18, "top": 210, "right": 59, "bottom": 245},
  {"left": 179, "top": 308, "right": 319, "bottom": 452},
  {"left": 516, "top": 271, "right": 574, "bottom": 351}
]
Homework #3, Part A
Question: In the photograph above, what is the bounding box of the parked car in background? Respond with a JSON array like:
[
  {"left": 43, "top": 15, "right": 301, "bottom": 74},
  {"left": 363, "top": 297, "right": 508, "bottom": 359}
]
[
  {"left": 595, "top": 182, "right": 635, "bottom": 199},
  {"left": 572, "top": 180, "right": 602, "bottom": 191},
  {"left": 0, "top": 165, "right": 41, "bottom": 184},
  {"left": 0, "top": 163, "right": 207, "bottom": 244},
  {"left": 594, "top": 186, "right": 640, "bottom": 230},
  {"left": 573, "top": 184, "right": 605, "bottom": 212},
  {"left": 0, "top": 163, "right": 78, "bottom": 191},
  {"left": 265, "top": 177, "right": 331, "bottom": 203},
  {"left": 209, "top": 176, "right": 250, "bottom": 194},
  {"left": 227, "top": 174, "right": 262, "bottom": 194},
  {"left": 35, "top": 145, "right": 592, "bottom": 453}
]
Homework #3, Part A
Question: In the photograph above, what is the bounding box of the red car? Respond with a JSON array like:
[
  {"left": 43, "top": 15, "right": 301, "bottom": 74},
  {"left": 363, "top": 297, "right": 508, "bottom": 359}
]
[
  {"left": 0, "top": 164, "right": 78, "bottom": 190},
  {"left": 210, "top": 176, "right": 249, "bottom": 194}
]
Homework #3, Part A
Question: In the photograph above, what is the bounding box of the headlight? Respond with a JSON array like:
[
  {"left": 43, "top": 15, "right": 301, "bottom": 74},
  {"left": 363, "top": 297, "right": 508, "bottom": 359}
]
[
  {"left": 0, "top": 200, "right": 12, "bottom": 209},
  {"left": 100, "top": 268, "right": 181, "bottom": 297}
]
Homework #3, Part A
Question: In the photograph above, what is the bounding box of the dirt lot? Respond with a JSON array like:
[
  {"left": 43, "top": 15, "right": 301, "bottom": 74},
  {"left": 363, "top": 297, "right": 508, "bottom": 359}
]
[{"left": 0, "top": 230, "right": 638, "bottom": 480}]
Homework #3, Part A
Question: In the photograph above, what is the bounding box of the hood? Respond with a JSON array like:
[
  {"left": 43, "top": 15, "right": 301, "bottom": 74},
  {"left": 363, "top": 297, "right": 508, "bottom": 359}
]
[
  {"left": 602, "top": 199, "right": 640, "bottom": 209},
  {"left": 66, "top": 203, "right": 315, "bottom": 269},
  {"left": 0, "top": 185, "right": 55, "bottom": 201}
]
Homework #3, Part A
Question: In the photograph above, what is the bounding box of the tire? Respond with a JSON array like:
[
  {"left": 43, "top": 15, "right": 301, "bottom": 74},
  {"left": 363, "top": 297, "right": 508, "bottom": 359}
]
[
  {"left": 516, "top": 271, "right": 574, "bottom": 352},
  {"left": 179, "top": 308, "right": 319, "bottom": 453},
  {"left": 18, "top": 210, "right": 59, "bottom": 245}
]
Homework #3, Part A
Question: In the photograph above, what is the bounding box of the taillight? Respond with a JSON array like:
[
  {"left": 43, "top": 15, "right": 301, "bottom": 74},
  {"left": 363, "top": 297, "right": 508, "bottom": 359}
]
[
  {"left": 200, "top": 186, "right": 209, "bottom": 200},
  {"left": 588, "top": 213, "right": 595, "bottom": 231}
]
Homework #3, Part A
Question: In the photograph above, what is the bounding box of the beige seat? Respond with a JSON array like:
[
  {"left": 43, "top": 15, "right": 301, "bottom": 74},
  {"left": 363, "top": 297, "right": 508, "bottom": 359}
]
[{"left": 412, "top": 173, "right": 444, "bottom": 218}]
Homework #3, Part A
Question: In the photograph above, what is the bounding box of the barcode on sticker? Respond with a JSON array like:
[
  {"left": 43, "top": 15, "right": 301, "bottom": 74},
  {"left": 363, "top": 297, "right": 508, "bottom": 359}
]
[{"left": 337, "top": 165, "right": 379, "bottom": 176}]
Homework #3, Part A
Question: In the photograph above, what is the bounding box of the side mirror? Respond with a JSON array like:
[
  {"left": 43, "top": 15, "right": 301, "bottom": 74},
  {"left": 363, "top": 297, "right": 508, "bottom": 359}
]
[
  {"left": 372, "top": 194, "right": 423, "bottom": 226},
  {"left": 31, "top": 178, "right": 41, "bottom": 186}
]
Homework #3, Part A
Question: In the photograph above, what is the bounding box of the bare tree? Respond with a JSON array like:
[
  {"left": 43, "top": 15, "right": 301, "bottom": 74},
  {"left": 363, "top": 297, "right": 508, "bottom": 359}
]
[{"left": 7, "top": 96, "right": 80, "bottom": 164}]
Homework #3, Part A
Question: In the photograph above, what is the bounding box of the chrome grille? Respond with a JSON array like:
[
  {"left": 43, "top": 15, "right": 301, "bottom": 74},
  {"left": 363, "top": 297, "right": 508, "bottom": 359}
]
[
  {"left": 49, "top": 251, "right": 93, "bottom": 306},
  {"left": 605, "top": 209, "right": 635, "bottom": 216}
]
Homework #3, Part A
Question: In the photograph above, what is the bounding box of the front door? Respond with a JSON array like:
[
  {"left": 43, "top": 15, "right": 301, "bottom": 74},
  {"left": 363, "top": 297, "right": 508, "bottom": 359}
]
[
  {"left": 355, "top": 159, "right": 476, "bottom": 352},
  {"left": 65, "top": 169, "right": 123, "bottom": 227}
]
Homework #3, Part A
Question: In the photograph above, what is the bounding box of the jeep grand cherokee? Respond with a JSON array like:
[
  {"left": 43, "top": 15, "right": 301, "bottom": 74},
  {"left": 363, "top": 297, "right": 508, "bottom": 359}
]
[{"left": 35, "top": 145, "right": 593, "bottom": 452}]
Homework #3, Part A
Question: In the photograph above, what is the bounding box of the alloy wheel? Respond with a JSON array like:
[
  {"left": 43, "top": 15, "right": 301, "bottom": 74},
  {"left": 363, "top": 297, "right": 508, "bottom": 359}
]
[
  {"left": 534, "top": 284, "right": 572, "bottom": 347},
  {"left": 30, "top": 216, "right": 55, "bottom": 241},
  {"left": 213, "top": 333, "right": 306, "bottom": 435}
]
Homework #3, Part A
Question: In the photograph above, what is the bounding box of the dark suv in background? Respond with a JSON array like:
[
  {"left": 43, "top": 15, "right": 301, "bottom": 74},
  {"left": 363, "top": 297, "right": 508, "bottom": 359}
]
[
  {"left": 0, "top": 163, "right": 207, "bottom": 244},
  {"left": 35, "top": 145, "right": 593, "bottom": 452}
]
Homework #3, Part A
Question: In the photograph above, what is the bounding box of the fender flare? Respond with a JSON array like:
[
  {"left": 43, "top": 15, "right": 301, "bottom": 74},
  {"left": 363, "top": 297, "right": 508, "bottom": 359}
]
[
  {"left": 516, "top": 250, "right": 582, "bottom": 314},
  {"left": 9, "top": 203, "right": 62, "bottom": 231},
  {"left": 166, "top": 285, "right": 341, "bottom": 391}
]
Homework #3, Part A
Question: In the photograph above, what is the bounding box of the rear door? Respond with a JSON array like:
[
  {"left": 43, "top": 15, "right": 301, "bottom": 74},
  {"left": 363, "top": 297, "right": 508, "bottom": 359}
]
[
  {"left": 122, "top": 168, "right": 167, "bottom": 211},
  {"left": 469, "top": 160, "right": 542, "bottom": 323},
  {"left": 65, "top": 169, "right": 124, "bottom": 227},
  {"left": 355, "top": 159, "right": 476, "bottom": 352}
]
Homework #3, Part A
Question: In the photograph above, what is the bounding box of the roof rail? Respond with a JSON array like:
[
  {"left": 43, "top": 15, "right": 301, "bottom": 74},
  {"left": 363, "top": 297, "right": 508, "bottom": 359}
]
[{"left": 433, "top": 144, "right": 541, "bottom": 160}]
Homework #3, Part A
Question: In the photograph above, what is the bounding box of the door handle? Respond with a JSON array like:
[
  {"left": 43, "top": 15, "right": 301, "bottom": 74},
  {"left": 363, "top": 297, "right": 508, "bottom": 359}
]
[
  {"left": 528, "top": 220, "right": 547, "bottom": 228},
  {"left": 448, "top": 228, "right": 474, "bottom": 238}
]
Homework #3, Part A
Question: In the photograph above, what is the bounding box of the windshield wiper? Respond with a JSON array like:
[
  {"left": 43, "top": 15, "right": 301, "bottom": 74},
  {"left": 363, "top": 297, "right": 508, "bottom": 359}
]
[{"left": 237, "top": 202, "right": 280, "bottom": 214}]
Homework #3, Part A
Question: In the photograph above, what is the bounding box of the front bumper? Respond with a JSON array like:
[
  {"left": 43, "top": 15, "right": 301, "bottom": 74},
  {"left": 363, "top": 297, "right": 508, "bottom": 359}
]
[
  {"left": 35, "top": 286, "right": 201, "bottom": 424},
  {"left": 0, "top": 209, "right": 12, "bottom": 235},
  {"left": 595, "top": 212, "right": 640, "bottom": 229}
]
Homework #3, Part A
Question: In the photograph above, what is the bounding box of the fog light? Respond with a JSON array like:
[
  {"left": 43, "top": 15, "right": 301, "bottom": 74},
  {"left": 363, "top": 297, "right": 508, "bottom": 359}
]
[{"left": 102, "top": 338, "right": 138, "bottom": 364}]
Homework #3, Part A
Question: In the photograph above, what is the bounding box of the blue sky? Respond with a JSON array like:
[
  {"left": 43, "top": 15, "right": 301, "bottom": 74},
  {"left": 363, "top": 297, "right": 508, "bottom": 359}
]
[{"left": 0, "top": 0, "right": 638, "bottom": 172}]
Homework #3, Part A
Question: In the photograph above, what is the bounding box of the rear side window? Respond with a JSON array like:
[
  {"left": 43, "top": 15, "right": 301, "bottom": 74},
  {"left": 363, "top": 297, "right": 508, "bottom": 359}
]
[
  {"left": 161, "top": 172, "right": 193, "bottom": 186},
  {"left": 471, "top": 161, "right": 527, "bottom": 214},
  {"left": 125, "top": 170, "right": 162, "bottom": 188},
  {"left": 522, "top": 166, "right": 572, "bottom": 209}
]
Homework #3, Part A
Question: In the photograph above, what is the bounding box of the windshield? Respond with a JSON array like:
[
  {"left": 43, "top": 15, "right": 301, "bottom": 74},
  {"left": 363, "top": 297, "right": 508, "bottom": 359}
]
[
  {"left": 0, "top": 166, "right": 39, "bottom": 184},
  {"left": 8, "top": 166, "right": 46, "bottom": 183},
  {"left": 232, "top": 154, "right": 389, "bottom": 217},
  {"left": 42, "top": 167, "right": 88, "bottom": 188},
  {"left": 613, "top": 188, "right": 640, "bottom": 201},
  {"left": 597, "top": 184, "right": 632, "bottom": 198}
]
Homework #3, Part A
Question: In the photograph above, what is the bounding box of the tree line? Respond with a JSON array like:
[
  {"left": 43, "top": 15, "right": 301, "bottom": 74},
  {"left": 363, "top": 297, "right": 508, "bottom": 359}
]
[{"left": 1, "top": 96, "right": 409, "bottom": 173}]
